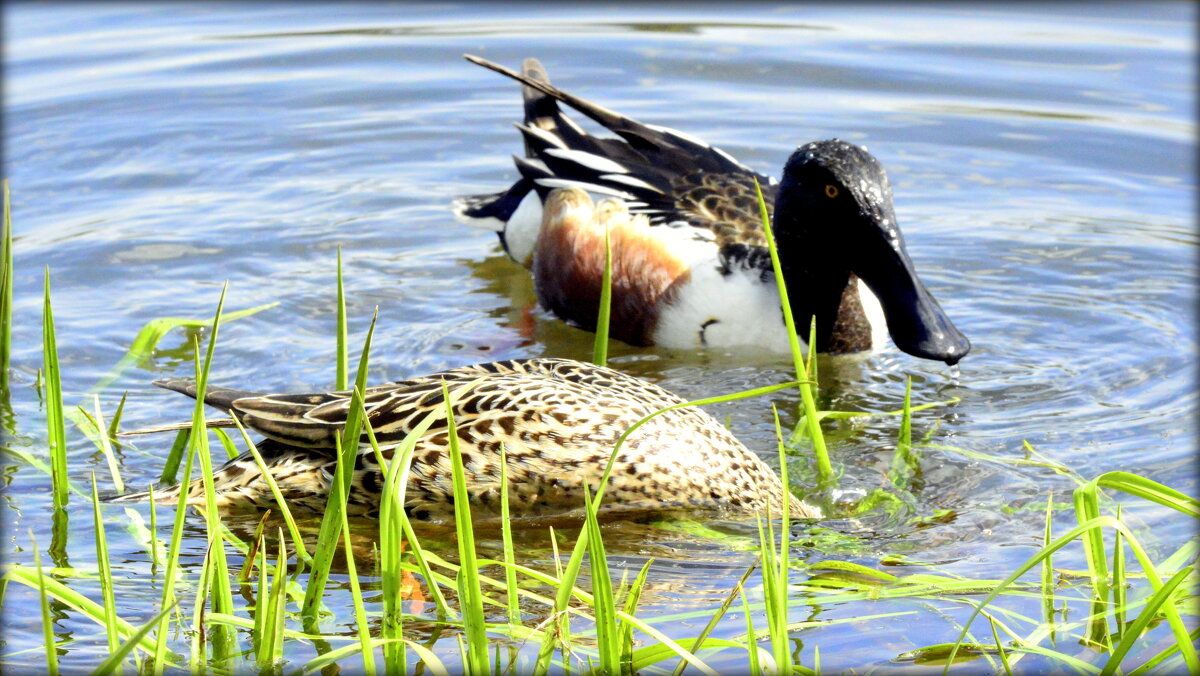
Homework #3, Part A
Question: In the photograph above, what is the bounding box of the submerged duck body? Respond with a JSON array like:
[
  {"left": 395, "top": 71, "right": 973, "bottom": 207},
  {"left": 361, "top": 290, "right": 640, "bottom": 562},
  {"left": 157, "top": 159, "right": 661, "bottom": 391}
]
[
  {"left": 455, "top": 56, "right": 969, "bottom": 365},
  {"left": 115, "top": 358, "right": 818, "bottom": 520}
]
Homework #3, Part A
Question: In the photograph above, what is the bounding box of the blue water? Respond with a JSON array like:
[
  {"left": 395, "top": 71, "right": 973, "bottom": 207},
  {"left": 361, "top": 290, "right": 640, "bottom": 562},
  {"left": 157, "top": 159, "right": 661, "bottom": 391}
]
[{"left": 2, "top": 3, "right": 1195, "bottom": 672}]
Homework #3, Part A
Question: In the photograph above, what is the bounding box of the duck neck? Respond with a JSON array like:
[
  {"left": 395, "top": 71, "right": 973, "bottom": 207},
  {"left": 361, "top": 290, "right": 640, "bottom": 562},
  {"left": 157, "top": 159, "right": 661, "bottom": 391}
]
[
  {"left": 770, "top": 189, "right": 851, "bottom": 353},
  {"left": 777, "top": 251, "right": 849, "bottom": 353}
]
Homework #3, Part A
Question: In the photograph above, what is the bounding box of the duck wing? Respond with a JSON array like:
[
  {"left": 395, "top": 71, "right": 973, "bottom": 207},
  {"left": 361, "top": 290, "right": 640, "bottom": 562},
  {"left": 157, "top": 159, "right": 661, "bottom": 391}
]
[
  {"left": 153, "top": 369, "right": 480, "bottom": 452},
  {"left": 152, "top": 358, "right": 687, "bottom": 453},
  {"left": 466, "top": 55, "right": 777, "bottom": 251}
]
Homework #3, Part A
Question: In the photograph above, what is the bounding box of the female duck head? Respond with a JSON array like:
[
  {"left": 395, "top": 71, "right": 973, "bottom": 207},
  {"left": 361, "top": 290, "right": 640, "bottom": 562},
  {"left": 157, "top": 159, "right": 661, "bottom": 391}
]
[{"left": 771, "top": 140, "right": 970, "bottom": 365}]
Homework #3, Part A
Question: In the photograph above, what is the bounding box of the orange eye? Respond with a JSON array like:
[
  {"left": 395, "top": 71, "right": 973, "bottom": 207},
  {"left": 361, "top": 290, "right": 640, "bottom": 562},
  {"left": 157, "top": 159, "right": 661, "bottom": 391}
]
[{"left": 825, "top": 184, "right": 839, "bottom": 199}]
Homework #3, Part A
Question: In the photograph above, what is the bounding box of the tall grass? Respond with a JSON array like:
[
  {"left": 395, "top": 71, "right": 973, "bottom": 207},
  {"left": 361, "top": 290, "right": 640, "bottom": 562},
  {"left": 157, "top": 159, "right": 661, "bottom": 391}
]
[
  {"left": 151, "top": 285, "right": 230, "bottom": 674},
  {"left": 4, "top": 241, "right": 1196, "bottom": 675},
  {"left": 301, "top": 307, "right": 377, "bottom": 630},
  {"left": 754, "top": 178, "right": 834, "bottom": 486},
  {"left": 591, "top": 223, "right": 612, "bottom": 367},
  {"left": 1, "top": 180, "right": 12, "bottom": 402},
  {"left": 443, "top": 381, "right": 489, "bottom": 674},
  {"left": 42, "top": 270, "right": 69, "bottom": 520}
]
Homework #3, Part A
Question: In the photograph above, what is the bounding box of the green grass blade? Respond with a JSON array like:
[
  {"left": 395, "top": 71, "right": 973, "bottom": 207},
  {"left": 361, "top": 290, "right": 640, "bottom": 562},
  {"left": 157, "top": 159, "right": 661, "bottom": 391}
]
[
  {"left": 336, "top": 246, "right": 348, "bottom": 391},
  {"left": 92, "top": 605, "right": 174, "bottom": 676},
  {"left": 443, "top": 380, "right": 489, "bottom": 674},
  {"left": 302, "top": 308, "right": 376, "bottom": 629},
  {"left": 188, "top": 284, "right": 237, "bottom": 664},
  {"left": 31, "top": 532, "right": 59, "bottom": 676},
  {"left": 940, "top": 515, "right": 1198, "bottom": 675},
  {"left": 106, "top": 391, "right": 127, "bottom": 444},
  {"left": 1, "top": 180, "right": 12, "bottom": 398},
  {"left": 619, "top": 559, "right": 653, "bottom": 675},
  {"left": 754, "top": 176, "right": 834, "bottom": 484},
  {"left": 187, "top": 535, "right": 216, "bottom": 672},
  {"left": 341, "top": 502, "right": 377, "bottom": 675},
  {"left": 769, "top": 406, "right": 793, "bottom": 672},
  {"left": 1041, "top": 491, "right": 1056, "bottom": 644},
  {"left": 268, "top": 532, "right": 288, "bottom": 664},
  {"left": 4, "top": 565, "right": 178, "bottom": 666},
  {"left": 402, "top": 640, "right": 454, "bottom": 676},
  {"left": 90, "top": 475, "right": 120, "bottom": 657},
  {"left": 89, "top": 397, "right": 124, "bottom": 493},
  {"left": 43, "top": 269, "right": 69, "bottom": 517},
  {"left": 301, "top": 426, "right": 356, "bottom": 630},
  {"left": 1073, "top": 479, "right": 1111, "bottom": 649},
  {"left": 1111, "top": 504, "right": 1126, "bottom": 642},
  {"left": 1101, "top": 566, "right": 1194, "bottom": 676},
  {"left": 496, "top": 459, "right": 523, "bottom": 619},
  {"left": 592, "top": 221, "right": 612, "bottom": 367},
  {"left": 252, "top": 534, "right": 267, "bottom": 659},
  {"left": 295, "top": 638, "right": 434, "bottom": 675},
  {"left": 613, "top": 609, "right": 720, "bottom": 676},
  {"left": 157, "top": 429, "right": 189, "bottom": 485},
  {"left": 374, "top": 390, "right": 473, "bottom": 651},
  {"left": 147, "top": 486, "right": 162, "bottom": 568},
  {"left": 84, "top": 302, "right": 277, "bottom": 396},
  {"left": 741, "top": 590, "right": 763, "bottom": 676},
  {"left": 1126, "top": 627, "right": 1200, "bottom": 676},
  {"left": 630, "top": 638, "right": 746, "bottom": 672},
  {"left": 988, "top": 616, "right": 1014, "bottom": 676},
  {"left": 582, "top": 484, "right": 619, "bottom": 674},
  {"left": 670, "top": 559, "right": 758, "bottom": 676},
  {"left": 1095, "top": 471, "right": 1200, "bottom": 519},
  {"left": 888, "top": 376, "right": 916, "bottom": 488},
  {"left": 254, "top": 530, "right": 289, "bottom": 668},
  {"left": 799, "top": 318, "right": 834, "bottom": 486},
  {"left": 379, "top": 375, "right": 476, "bottom": 618},
  {"left": 752, "top": 178, "right": 804, "bottom": 383},
  {"left": 151, "top": 318, "right": 221, "bottom": 674},
  {"left": 231, "top": 415, "right": 313, "bottom": 567},
  {"left": 532, "top": 380, "right": 801, "bottom": 675},
  {"left": 212, "top": 427, "right": 238, "bottom": 460},
  {"left": 378, "top": 422, "right": 408, "bottom": 676},
  {"left": 499, "top": 443, "right": 521, "bottom": 626}
]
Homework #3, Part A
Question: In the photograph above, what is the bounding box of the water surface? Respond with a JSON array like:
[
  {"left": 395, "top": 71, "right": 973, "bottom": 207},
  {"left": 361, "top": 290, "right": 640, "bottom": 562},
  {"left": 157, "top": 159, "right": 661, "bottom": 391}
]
[{"left": 2, "top": 3, "right": 1195, "bottom": 672}]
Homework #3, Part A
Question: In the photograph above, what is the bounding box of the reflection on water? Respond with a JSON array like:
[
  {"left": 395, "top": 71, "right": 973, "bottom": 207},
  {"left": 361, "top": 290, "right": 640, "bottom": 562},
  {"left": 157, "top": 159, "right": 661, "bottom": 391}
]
[{"left": 2, "top": 2, "right": 1195, "bottom": 672}]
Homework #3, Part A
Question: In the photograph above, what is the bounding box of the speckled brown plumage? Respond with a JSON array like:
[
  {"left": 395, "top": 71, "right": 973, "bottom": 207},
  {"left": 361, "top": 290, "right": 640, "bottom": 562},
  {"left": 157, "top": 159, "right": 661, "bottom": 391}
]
[
  {"left": 115, "top": 358, "right": 820, "bottom": 521},
  {"left": 671, "top": 170, "right": 772, "bottom": 250}
]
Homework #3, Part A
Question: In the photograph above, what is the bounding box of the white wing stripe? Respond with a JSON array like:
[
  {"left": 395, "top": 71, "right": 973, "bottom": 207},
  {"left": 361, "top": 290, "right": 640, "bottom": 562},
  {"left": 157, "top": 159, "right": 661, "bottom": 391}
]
[
  {"left": 545, "top": 148, "right": 630, "bottom": 174},
  {"left": 600, "top": 173, "right": 664, "bottom": 193},
  {"left": 713, "top": 147, "right": 752, "bottom": 171},
  {"left": 535, "top": 178, "right": 636, "bottom": 200},
  {"left": 645, "top": 123, "right": 711, "bottom": 150},
  {"left": 515, "top": 123, "right": 567, "bottom": 149}
]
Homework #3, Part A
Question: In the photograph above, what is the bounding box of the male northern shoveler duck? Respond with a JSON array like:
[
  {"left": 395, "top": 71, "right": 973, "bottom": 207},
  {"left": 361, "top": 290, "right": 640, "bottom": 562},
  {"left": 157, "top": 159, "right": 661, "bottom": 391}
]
[
  {"left": 110, "top": 358, "right": 819, "bottom": 520},
  {"left": 454, "top": 56, "right": 970, "bottom": 365}
]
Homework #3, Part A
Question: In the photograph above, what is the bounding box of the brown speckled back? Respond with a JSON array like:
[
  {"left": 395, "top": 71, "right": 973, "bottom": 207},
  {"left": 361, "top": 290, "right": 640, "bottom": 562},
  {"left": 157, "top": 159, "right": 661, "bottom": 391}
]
[{"left": 129, "top": 358, "right": 820, "bottom": 521}]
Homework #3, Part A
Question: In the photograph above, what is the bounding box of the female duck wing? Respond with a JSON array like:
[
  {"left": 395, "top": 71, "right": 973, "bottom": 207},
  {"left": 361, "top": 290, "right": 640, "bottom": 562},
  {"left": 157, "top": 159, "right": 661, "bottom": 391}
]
[{"left": 153, "top": 376, "right": 462, "bottom": 451}]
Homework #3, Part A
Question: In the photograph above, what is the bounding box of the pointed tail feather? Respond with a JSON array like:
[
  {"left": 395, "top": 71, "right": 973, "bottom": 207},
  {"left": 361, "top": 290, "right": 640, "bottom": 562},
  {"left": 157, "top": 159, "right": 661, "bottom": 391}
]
[
  {"left": 466, "top": 54, "right": 631, "bottom": 138},
  {"left": 101, "top": 480, "right": 187, "bottom": 506},
  {"left": 465, "top": 53, "right": 757, "bottom": 179},
  {"left": 153, "top": 378, "right": 263, "bottom": 414},
  {"left": 520, "top": 57, "right": 558, "bottom": 144}
]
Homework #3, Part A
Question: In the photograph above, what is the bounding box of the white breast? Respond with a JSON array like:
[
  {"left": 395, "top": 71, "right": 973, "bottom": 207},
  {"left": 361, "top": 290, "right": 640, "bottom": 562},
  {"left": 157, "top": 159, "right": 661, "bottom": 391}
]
[{"left": 654, "top": 248, "right": 889, "bottom": 354}]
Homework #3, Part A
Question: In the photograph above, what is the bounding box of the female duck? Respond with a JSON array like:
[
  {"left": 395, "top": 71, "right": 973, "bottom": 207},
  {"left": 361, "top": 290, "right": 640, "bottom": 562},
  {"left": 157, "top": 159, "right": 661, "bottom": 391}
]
[
  {"left": 113, "top": 358, "right": 819, "bottom": 520},
  {"left": 454, "top": 56, "right": 969, "bottom": 365}
]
